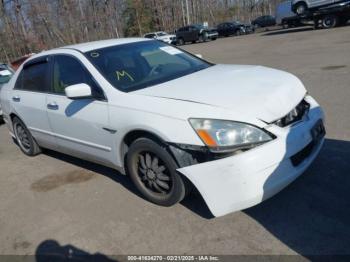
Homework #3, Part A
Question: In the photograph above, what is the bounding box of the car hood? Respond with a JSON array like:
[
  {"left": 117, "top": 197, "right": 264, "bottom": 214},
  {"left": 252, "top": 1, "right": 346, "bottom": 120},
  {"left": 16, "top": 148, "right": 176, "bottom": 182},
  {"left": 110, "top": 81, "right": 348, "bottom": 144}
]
[{"left": 134, "top": 64, "right": 306, "bottom": 123}]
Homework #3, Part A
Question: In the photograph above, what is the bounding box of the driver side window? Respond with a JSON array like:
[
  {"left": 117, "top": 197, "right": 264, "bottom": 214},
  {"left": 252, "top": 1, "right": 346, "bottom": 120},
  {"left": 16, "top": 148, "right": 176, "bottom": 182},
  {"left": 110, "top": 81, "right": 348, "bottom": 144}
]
[{"left": 52, "top": 55, "right": 105, "bottom": 99}]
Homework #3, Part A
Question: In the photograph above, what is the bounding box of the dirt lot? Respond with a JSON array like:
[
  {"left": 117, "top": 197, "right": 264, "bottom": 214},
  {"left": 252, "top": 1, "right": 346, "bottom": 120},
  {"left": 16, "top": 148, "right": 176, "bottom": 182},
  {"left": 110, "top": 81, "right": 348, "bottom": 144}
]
[{"left": 1, "top": 26, "right": 350, "bottom": 257}]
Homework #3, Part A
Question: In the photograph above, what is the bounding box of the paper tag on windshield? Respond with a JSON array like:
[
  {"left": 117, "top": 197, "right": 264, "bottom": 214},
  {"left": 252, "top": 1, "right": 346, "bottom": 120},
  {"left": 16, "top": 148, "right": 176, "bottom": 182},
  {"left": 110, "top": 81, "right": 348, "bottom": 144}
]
[
  {"left": 0, "top": 70, "right": 12, "bottom": 76},
  {"left": 160, "top": 46, "right": 183, "bottom": 55}
]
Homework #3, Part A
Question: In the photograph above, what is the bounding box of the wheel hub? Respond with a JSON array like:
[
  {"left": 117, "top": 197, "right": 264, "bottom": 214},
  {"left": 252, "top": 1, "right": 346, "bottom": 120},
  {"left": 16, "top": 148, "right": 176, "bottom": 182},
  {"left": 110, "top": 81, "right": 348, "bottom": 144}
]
[
  {"left": 146, "top": 169, "right": 156, "bottom": 180},
  {"left": 137, "top": 152, "right": 172, "bottom": 194},
  {"left": 16, "top": 124, "right": 31, "bottom": 150}
]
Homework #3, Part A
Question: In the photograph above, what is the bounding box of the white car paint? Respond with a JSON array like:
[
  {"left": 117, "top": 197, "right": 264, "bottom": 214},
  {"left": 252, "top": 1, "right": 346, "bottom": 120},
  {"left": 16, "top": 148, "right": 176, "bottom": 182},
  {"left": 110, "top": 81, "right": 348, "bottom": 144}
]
[
  {"left": 144, "top": 32, "right": 177, "bottom": 44},
  {"left": 292, "top": 0, "right": 343, "bottom": 10},
  {"left": 0, "top": 38, "right": 325, "bottom": 217}
]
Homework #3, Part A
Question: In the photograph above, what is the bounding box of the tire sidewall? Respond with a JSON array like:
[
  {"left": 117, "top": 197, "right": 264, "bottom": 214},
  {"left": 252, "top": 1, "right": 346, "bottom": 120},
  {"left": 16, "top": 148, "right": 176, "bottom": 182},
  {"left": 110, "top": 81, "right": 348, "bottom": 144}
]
[
  {"left": 322, "top": 15, "right": 338, "bottom": 28},
  {"left": 13, "top": 117, "right": 36, "bottom": 156},
  {"left": 126, "top": 138, "right": 186, "bottom": 206}
]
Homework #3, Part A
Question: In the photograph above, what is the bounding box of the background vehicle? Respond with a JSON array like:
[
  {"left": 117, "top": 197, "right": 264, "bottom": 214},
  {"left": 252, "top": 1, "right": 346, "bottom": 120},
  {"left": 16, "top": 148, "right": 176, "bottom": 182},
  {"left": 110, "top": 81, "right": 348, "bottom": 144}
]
[
  {"left": 292, "top": 0, "right": 348, "bottom": 15},
  {"left": 276, "top": 1, "right": 304, "bottom": 27},
  {"left": 235, "top": 21, "right": 255, "bottom": 34},
  {"left": 0, "top": 64, "right": 14, "bottom": 87},
  {"left": 144, "top": 31, "right": 177, "bottom": 45},
  {"left": 252, "top": 15, "right": 277, "bottom": 28},
  {"left": 293, "top": 1, "right": 350, "bottom": 28},
  {"left": 176, "top": 24, "right": 218, "bottom": 45},
  {"left": 216, "top": 21, "right": 253, "bottom": 37},
  {"left": 216, "top": 22, "right": 242, "bottom": 36},
  {"left": 0, "top": 64, "right": 14, "bottom": 122}
]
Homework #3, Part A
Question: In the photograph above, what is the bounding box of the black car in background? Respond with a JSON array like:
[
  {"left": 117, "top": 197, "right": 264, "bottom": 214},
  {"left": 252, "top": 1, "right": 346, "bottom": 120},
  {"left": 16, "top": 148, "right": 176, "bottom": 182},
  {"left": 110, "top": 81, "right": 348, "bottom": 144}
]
[
  {"left": 252, "top": 15, "right": 277, "bottom": 28},
  {"left": 232, "top": 21, "right": 255, "bottom": 34},
  {"left": 216, "top": 22, "right": 243, "bottom": 36},
  {"left": 176, "top": 24, "right": 218, "bottom": 45},
  {"left": 216, "top": 21, "right": 254, "bottom": 37}
]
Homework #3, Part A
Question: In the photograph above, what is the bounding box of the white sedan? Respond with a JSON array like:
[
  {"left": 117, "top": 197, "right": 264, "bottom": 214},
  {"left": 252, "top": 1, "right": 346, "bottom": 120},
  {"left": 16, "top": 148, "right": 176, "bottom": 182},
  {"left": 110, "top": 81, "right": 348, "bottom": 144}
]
[
  {"left": 144, "top": 31, "right": 177, "bottom": 45},
  {"left": 0, "top": 38, "right": 325, "bottom": 217}
]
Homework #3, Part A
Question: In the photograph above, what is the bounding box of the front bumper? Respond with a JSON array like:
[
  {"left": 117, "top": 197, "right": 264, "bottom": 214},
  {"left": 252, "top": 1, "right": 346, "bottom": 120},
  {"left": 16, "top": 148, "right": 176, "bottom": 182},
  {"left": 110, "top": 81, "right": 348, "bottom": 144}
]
[
  {"left": 207, "top": 32, "right": 218, "bottom": 39},
  {"left": 178, "top": 96, "right": 324, "bottom": 217},
  {"left": 161, "top": 38, "right": 177, "bottom": 45}
]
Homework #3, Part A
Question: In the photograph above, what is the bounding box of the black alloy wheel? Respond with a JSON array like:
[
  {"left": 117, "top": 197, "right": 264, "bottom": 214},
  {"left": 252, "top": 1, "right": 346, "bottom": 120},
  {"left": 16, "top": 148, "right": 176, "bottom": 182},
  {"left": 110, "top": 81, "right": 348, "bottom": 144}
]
[
  {"left": 126, "top": 138, "right": 189, "bottom": 206},
  {"left": 138, "top": 152, "right": 172, "bottom": 195},
  {"left": 13, "top": 117, "right": 41, "bottom": 156}
]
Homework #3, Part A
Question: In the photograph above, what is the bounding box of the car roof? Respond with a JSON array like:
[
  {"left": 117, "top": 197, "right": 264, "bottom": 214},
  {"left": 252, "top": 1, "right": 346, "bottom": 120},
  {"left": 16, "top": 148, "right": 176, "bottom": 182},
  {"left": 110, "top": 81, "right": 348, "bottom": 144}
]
[
  {"left": 18, "top": 38, "right": 153, "bottom": 67},
  {"left": 60, "top": 38, "right": 151, "bottom": 53}
]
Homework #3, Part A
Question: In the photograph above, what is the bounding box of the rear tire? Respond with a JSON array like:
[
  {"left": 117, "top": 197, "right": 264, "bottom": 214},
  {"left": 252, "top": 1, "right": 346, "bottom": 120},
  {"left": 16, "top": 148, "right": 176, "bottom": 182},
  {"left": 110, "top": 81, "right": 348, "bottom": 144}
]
[
  {"left": 126, "top": 138, "right": 188, "bottom": 206},
  {"left": 322, "top": 15, "right": 339, "bottom": 28},
  {"left": 13, "top": 117, "right": 41, "bottom": 156}
]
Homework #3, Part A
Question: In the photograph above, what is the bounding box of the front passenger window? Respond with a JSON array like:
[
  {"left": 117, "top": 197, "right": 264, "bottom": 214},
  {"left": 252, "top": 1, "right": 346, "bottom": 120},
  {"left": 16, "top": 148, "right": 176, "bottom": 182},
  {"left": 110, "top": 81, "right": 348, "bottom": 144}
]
[{"left": 53, "top": 55, "right": 104, "bottom": 99}]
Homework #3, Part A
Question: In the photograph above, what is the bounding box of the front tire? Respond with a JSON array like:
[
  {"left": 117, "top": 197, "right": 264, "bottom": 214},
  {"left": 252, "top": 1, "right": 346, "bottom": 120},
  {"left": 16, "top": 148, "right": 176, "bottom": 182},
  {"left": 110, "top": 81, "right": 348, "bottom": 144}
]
[
  {"left": 177, "top": 38, "right": 185, "bottom": 46},
  {"left": 126, "top": 138, "right": 187, "bottom": 206},
  {"left": 199, "top": 32, "right": 208, "bottom": 43},
  {"left": 13, "top": 117, "right": 41, "bottom": 156}
]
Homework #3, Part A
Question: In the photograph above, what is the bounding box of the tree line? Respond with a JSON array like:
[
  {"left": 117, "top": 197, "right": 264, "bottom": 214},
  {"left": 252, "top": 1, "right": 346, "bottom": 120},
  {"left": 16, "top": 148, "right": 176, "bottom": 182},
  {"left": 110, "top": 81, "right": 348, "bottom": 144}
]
[{"left": 0, "top": 0, "right": 283, "bottom": 62}]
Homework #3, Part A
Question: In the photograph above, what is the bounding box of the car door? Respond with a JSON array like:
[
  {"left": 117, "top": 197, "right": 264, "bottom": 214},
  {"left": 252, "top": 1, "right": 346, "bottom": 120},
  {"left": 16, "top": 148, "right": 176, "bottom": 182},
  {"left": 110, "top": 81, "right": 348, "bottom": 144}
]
[
  {"left": 46, "top": 54, "right": 114, "bottom": 165},
  {"left": 189, "top": 26, "right": 200, "bottom": 41},
  {"left": 10, "top": 56, "right": 55, "bottom": 149},
  {"left": 222, "top": 23, "right": 229, "bottom": 35},
  {"left": 216, "top": 24, "right": 223, "bottom": 36},
  {"left": 228, "top": 23, "right": 236, "bottom": 35},
  {"left": 182, "top": 26, "right": 191, "bottom": 42}
]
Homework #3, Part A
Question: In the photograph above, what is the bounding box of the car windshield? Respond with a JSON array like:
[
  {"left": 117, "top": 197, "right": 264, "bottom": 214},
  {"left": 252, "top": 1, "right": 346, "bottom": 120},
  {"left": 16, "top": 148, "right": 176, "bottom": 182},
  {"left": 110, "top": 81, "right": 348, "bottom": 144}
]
[
  {"left": 157, "top": 32, "right": 167, "bottom": 36},
  {"left": 85, "top": 40, "right": 211, "bottom": 92},
  {"left": 194, "top": 24, "right": 205, "bottom": 29}
]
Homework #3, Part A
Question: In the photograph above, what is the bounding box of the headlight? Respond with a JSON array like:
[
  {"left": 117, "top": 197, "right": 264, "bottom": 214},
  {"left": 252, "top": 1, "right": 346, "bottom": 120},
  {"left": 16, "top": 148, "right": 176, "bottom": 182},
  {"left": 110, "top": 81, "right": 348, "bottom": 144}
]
[{"left": 189, "top": 119, "right": 274, "bottom": 152}]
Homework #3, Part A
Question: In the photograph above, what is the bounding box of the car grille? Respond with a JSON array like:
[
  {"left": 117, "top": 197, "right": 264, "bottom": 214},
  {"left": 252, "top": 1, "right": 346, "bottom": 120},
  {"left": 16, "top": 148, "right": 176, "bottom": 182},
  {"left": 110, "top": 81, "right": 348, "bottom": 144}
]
[{"left": 274, "top": 99, "right": 310, "bottom": 127}]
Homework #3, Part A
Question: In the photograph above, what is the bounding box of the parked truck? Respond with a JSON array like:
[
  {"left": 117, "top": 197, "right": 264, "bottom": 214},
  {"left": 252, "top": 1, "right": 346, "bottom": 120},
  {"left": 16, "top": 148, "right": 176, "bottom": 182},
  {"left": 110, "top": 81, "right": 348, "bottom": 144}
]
[
  {"left": 276, "top": 1, "right": 304, "bottom": 28},
  {"left": 294, "top": 0, "right": 350, "bottom": 28}
]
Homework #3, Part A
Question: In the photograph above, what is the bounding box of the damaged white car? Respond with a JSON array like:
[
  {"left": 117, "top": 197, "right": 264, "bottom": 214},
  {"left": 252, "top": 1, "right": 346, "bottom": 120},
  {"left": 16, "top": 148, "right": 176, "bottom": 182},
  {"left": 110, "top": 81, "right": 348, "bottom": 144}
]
[{"left": 0, "top": 39, "right": 325, "bottom": 217}]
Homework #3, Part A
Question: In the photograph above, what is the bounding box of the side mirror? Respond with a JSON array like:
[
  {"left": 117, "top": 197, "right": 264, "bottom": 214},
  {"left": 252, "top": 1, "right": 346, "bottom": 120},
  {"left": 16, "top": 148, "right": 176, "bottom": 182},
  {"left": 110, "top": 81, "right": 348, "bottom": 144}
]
[
  {"left": 195, "top": 54, "right": 203, "bottom": 59},
  {"left": 65, "top": 83, "right": 92, "bottom": 99}
]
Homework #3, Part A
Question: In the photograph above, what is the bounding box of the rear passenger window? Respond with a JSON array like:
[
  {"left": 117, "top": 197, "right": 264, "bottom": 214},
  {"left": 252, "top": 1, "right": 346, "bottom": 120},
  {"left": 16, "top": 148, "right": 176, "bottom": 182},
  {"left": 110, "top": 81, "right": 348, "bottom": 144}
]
[{"left": 15, "top": 62, "right": 49, "bottom": 92}]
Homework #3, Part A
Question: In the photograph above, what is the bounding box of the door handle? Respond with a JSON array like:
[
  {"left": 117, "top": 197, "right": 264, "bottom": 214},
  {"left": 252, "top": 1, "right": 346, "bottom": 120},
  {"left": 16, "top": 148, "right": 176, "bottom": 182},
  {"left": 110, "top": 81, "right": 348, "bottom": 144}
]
[
  {"left": 12, "top": 96, "right": 20, "bottom": 102},
  {"left": 47, "top": 102, "right": 59, "bottom": 110}
]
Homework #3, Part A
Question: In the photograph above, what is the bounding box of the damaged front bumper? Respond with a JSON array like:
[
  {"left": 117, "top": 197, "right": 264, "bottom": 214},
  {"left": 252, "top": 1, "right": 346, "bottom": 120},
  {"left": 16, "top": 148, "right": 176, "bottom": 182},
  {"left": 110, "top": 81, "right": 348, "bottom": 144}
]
[{"left": 177, "top": 96, "right": 325, "bottom": 217}]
